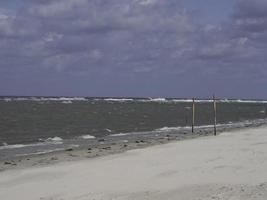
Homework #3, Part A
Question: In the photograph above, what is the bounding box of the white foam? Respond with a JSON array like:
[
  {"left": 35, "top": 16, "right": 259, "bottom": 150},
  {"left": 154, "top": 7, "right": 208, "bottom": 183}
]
[
  {"left": 62, "top": 100, "right": 73, "bottom": 104},
  {"left": 80, "top": 135, "right": 95, "bottom": 139},
  {"left": 147, "top": 99, "right": 267, "bottom": 104},
  {"left": 0, "top": 97, "right": 87, "bottom": 102},
  {"left": 219, "top": 99, "right": 267, "bottom": 104},
  {"left": 1, "top": 97, "right": 267, "bottom": 104},
  {"left": 3, "top": 98, "right": 11, "bottom": 102},
  {"left": 0, "top": 143, "right": 46, "bottom": 150},
  {"left": 54, "top": 97, "right": 86, "bottom": 101},
  {"left": 155, "top": 120, "right": 267, "bottom": 132},
  {"left": 110, "top": 131, "right": 153, "bottom": 137},
  {"left": 156, "top": 124, "right": 232, "bottom": 132},
  {"left": 15, "top": 148, "right": 65, "bottom": 157},
  {"left": 171, "top": 99, "right": 193, "bottom": 103},
  {"left": 0, "top": 136, "right": 66, "bottom": 150},
  {"left": 156, "top": 127, "right": 184, "bottom": 131},
  {"left": 45, "top": 137, "right": 63, "bottom": 142},
  {"left": 110, "top": 133, "right": 128, "bottom": 137},
  {"left": 103, "top": 98, "right": 134, "bottom": 102},
  {"left": 148, "top": 98, "right": 167, "bottom": 102}
]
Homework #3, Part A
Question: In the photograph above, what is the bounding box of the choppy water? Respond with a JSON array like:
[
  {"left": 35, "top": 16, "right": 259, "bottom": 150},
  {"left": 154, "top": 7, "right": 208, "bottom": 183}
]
[{"left": 1, "top": 97, "right": 267, "bottom": 147}]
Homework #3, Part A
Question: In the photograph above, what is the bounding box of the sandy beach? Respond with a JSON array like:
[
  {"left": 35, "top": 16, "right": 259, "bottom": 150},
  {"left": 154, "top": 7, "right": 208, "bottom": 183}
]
[{"left": 1, "top": 126, "right": 267, "bottom": 200}]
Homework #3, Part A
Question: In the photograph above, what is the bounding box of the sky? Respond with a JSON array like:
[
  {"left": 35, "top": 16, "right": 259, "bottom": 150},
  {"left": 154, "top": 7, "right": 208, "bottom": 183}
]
[{"left": 0, "top": 0, "right": 267, "bottom": 99}]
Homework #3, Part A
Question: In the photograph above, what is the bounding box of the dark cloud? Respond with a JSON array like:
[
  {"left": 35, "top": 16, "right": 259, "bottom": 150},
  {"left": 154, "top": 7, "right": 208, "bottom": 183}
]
[
  {"left": 0, "top": 0, "right": 195, "bottom": 71},
  {"left": 0, "top": 0, "right": 267, "bottom": 97},
  {"left": 234, "top": 0, "right": 267, "bottom": 19}
]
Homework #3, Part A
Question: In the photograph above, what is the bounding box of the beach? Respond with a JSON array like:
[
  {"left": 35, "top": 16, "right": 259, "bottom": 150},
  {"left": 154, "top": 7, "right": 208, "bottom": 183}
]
[
  {"left": 1, "top": 0, "right": 267, "bottom": 199},
  {"left": 1, "top": 126, "right": 267, "bottom": 199}
]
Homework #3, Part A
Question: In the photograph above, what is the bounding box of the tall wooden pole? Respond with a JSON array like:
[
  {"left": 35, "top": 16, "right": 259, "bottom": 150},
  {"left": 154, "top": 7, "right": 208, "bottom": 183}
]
[
  {"left": 213, "top": 94, "right": 217, "bottom": 136},
  {"left": 192, "top": 97, "right": 195, "bottom": 133}
]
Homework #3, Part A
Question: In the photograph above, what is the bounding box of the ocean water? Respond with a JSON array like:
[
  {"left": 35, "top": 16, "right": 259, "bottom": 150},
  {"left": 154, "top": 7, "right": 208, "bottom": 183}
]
[
  {"left": 0, "top": 97, "right": 267, "bottom": 159},
  {"left": 1, "top": 97, "right": 267, "bottom": 145}
]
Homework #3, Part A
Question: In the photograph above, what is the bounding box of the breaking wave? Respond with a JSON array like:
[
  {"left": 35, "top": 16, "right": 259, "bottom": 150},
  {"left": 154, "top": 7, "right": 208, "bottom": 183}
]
[
  {"left": 80, "top": 135, "right": 96, "bottom": 139},
  {"left": 1, "top": 97, "right": 267, "bottom": 104}
]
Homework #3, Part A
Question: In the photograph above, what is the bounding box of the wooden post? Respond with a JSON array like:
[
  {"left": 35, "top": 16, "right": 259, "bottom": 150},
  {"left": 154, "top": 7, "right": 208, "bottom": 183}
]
[
  {"left": 192, "top": 97, "right": 195, "bottom": 133},
  {"left": 213, "top": 94, "right": 217, "bottom": 136}
]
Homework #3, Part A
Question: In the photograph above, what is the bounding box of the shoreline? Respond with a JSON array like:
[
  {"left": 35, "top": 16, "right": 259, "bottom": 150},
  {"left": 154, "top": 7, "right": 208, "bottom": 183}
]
[
  {"left": 1, "top": 123, "right": 267, "bottom": 199},
  {"left": 1, "top": 120, "right": 266, "bottom": 172}
]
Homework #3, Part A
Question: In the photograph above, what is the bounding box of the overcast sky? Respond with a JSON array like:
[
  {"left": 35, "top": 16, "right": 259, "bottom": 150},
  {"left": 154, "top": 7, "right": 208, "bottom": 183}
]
[{"left": 0, "top": 0, "right": 267, "bottom": 98}]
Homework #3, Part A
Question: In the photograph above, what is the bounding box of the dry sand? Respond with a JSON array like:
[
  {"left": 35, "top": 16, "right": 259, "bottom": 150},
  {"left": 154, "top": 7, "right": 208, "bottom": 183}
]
[{"left": 1, "top": 126, "right": 267, "bottom": 200}]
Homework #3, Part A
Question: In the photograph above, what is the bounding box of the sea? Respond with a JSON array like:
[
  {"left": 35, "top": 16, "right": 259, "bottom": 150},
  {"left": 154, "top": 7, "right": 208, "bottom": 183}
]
[{"left": 1, "top": 96, "right": 267, "bottom": 160}]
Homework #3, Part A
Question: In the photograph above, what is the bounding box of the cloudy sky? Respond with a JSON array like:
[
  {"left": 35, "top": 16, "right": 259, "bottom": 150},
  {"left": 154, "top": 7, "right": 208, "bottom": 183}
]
[{"left": 0, "top": 0, "right": 266, "bottom": 98}]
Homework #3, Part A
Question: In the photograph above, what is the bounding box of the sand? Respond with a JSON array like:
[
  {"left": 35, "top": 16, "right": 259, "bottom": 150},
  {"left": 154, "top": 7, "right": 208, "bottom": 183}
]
[{"left": 1, "top": 126, "right": 267, "bottom": 200}]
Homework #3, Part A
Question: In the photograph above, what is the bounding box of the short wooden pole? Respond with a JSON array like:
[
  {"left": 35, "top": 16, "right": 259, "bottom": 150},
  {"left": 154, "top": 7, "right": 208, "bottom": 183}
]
[
  {"left": 213, "top": 94, "right": 217, "bottom": 136},
  {"left": 192, "top": 97, "right": 195, "bottom": 133}
]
